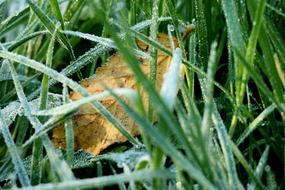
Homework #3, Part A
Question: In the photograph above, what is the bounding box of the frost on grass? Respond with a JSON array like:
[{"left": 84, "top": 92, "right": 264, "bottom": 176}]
[
  {"left": 70, "top": 150, "right": 95, "bottom": 169},
  {"left": 0, "top": 73, "right": 31, "bottom": 82},
  {"left": 1, "top": 101, "right": 21, "bottom": 126},
  {"left": 91, "top": 146, "right": 149, "bottom": 169},
  {"left": 1, "top": 93, "right": 62, "bottom": 126},
  {"left": 52, "top": 146, "right": 149, "bottom": 170},
  {"left": 0, "top": 62, "right": 32, "bottom": 82}
]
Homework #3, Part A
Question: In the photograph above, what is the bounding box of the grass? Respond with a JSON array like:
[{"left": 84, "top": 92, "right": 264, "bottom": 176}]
[{"left": 0, "top": 0, "right": 284, "bottom": 189}]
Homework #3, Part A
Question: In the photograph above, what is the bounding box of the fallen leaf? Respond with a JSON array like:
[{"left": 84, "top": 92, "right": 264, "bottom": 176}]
[{"left": 52, "top": 33, "right": 179, "bottom": 155}]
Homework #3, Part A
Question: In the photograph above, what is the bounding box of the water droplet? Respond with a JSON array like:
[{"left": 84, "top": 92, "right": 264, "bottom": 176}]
[
  {"left": 176, "top": 181, "right": 182, "bottom": 189},
  {"left": 168, "top": 25, "right": 175, "bottom": 32}
]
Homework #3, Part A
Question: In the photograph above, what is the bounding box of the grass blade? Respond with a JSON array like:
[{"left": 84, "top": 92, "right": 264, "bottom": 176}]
[
  {"left": 63, "top": 0, "right": 86, "bottom": 21},
  {"left": 62, "top": 30, "right": 150, "bottom": 59},
  {"left": 49, "top": 0, "right": 65, "bottom": 29},
  {"left": 233, "top": 48, "right": 283, "bottom": 113},
  {"left": 230, "top": 140, "right": 265, "bottom": 189},
  {"left": 109, "top": 90, "right": 217, "bottom": 190},
  {"left": 7, "top": 61, "right": 75, "bottom": 182},
  {"left": 238, "top": 0, "right": 266, "bottom": 116},
  {"left": 27, "top": 17, "right": 173, "bottom": 100},
  {"left": 130, "top": 28, "right": 234, "bottom": 102},
  {"left": 148, "top": 0, "right": 159, "bottom": 120},
  {"left": 236, "top": 104, "right": 276, "bottom": 145},
  {"left": 35, "top": 89, "right": 137, "bottom": 116},
  {"left": 199, "top": 67, "right": 240, "bottom": 189},
  {"left": 193, "top": 0, "right": 209, "bottom": 68},
  {"left": 62, "top": 84, "right": 74, "bottom": 165},
  {"left": 0, "top": 6, "right": 29, "bottom": 37},
  {"left": 17, "top": 169, "right": 174, "bottom": 190},
  {"left": 27, "top": 0, "right": 75, "bottom": 59},
  {"left": 221, "top": 0, "right": 246, "bottom": 134},
  {"left": 0, "top": 108, "right": 30, "bottom": 187}
]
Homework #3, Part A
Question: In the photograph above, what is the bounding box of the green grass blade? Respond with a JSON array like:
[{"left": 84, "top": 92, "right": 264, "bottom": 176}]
[
  {"left": 30, "top": 139, "right": 43, "bottom": 185},
  {"left": 62, "top": 30, "right": 150, "bottom": 59},
  {"left": 221, "top": 0, "right": 245, "bottom": 51},
  {"left": 201, "top": 41, "right": 218, "bottom": 135},
  {"left": 221, "top": 0, "right": 247, "bottom": 135},
  {"left": 266, "top": 3, "right": 285, "bottom": 18},
  {"left": 31, "top": 21, "right": 58, "bottom": 185},
  {"left": 27, "top": 0, "right": 54, "bottom": 35},
  {"left": 27, "top": 0, "right": 75, "bottom": 59},
  {"left": 0, "top": 0, "right": 6, "bottom": 23},
  {"left": 35, "top": 89, "right": 137, "bottom": 116},
  {"left": 247, "top": 1, "right": 285, "bottom": 106},
  {"left": 17, "top": 169, "right": 174, "bottom": 190},
  {"left": 7, "top": 61, "right": 75, "bottom": 182},
  {"left": 0, "top": 73, "right": 40, "bottom": 106},
  {"left": 148, "top": 0, "right": 159, "bottom": 120},
  {"left": 193, "top": 0, "right": 209, "bottom": 68},
  {"left": 130, "top": 28, "right": 234, "bottom": 102},
  {"left": 23, "top": 111, "right": 77, "bottom": 148},
  {"left": 233, "top": 48, "right": 283, "bottom": 113},
  {"left": 239, "top": 0, "right": 266, "bottom": 112},
  {"left": 49, "top": 0, "right": 65, "bottom": 29},
  {"left": 108, "top": 90, "right": 217, "bottom": 190},
  {"left": 0, "top": 6, "right": 29, "bottom": 37},
  {"left": 255, "top": 145, "right": 270, "bottom": 177},
  {"left": 63, "top": 84, "right": 74, "bottom": 165},
  {"left": 273, "top": 54, "right": 285, "bottom": 88},
  {"left": 198, "top": 39, "right": 239, "bottom": 188},
  {"left": 7, "top": 30, "right": 48, "bottom": 51},
  {"left": 165, "top": 0, "right": 186, "bottom": 58},
  {"left": 39, "top": 26, "right": 57, "bottom": 111},
  {"left": 0, "top": 108, "right": 30, "bottom": 187},
  {"left": 266, "top": 22, "right": 285, "bottom": 87},
  {"left": 63, "top": 0, "right": 86, "bottom": 21},
  {"left": 230, "top": 140, "right": 265, "bottom": 189},
  {"left": 199, "top": 78, "right": 240, "bottom": 189},
  {"left": 236, "top": 104, "right": 276, "bottom": 145},
  {"left": 27, "top": 17, "right": 173, "bottom": 100}
]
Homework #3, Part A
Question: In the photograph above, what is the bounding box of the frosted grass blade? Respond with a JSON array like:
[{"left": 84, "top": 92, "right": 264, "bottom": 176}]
[
  {"left": 17, "top": 169, "right": 174, "bottom": 190},
  {"left": 0, "top": 110, "right": 30, "bottom": 187},
  {"left": 8, "top": 61, "right": 75, "bottom": 182},
  {"left": 35, "top": 88, "right": 138, "bottom": 116},
  {"left": 49, "top": 0, "right": 65, "bottom": 29},
  {"left": 27, "top": 0, "right": 75, "bottom": 59},
  {"left": 236, "top": 104, "right": 276, "bottom": 145}
]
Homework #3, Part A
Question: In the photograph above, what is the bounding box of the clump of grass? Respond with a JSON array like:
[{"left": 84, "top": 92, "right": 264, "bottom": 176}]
[{"left": 0, "top": 0, "right": 284, "bottom": 189}]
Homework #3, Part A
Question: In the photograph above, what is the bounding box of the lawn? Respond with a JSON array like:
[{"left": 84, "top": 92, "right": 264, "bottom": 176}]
[{"left": 0, "top": 0, "right": 284, "bottom": 189}]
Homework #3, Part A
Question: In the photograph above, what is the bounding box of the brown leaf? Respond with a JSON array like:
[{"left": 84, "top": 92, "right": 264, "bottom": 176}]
[{"left": 52, "top": 33, "right": 179, "bottom": 155}]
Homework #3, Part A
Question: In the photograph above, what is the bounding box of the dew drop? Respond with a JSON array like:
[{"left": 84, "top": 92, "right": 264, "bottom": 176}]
[{"left": 168, "top": 24, "right": 175, "bottom": 32}]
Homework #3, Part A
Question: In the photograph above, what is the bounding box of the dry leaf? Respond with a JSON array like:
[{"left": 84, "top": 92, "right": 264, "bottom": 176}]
[{"left": 52, "top": 33, "right": 179, "bottom": 155}]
